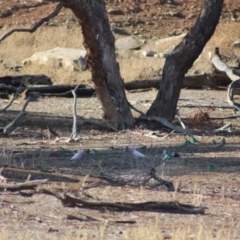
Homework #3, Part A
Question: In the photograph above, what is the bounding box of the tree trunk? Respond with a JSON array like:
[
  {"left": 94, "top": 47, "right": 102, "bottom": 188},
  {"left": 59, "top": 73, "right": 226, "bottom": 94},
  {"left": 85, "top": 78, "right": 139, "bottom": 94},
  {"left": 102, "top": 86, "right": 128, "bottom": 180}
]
[
  {"left": 147, "top": 0, "right": 224, "bottom": 121},
  {"left": 64, "top": 0, "right": 135, "bottom": 129}
]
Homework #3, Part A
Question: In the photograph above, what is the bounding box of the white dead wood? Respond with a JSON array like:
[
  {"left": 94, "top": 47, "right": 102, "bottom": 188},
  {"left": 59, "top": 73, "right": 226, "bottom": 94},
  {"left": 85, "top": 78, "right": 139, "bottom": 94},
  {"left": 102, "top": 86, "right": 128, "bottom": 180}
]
[
  {"left": 211, "top": 47, "right": 240, "bottom": 110},
  {"left": 69, "top": 84, "right": 80, "bottom": 141},
  {"left": 227, "top": 79, "right": 240, "bottom": 111}
]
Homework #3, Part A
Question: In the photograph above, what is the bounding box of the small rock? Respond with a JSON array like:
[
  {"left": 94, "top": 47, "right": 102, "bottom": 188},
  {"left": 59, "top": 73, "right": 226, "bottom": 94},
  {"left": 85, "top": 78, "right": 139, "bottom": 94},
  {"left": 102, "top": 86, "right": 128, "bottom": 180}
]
[
  {"left": 166, "top": 11, "right": 184, "bottom": 18},
  {"left": 142, "top": 50, "right": 156, "bottom": 57},
  {"left": 133, "top": 31, "right": 140, "bottom": 35},
  {"left": 108, "top": 9, "right": 124, "bottom": 15},
  {"left": 115, "top": 36, "right": 141, "bottom": 50},
  {"left": 154, "top": 53, "right": 164, "bottom": 58},
  {"left": 233, "top": 41, "right": 240, "bottom": 48}
]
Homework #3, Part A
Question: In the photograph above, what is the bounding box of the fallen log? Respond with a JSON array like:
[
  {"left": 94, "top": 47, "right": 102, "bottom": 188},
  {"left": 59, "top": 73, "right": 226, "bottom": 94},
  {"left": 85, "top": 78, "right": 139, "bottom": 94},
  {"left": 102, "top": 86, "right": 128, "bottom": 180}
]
[
  {"left": 125, "top": 73, "right": 218, "bottom": 90},
  {"left": 0, "top": 168, "right": 80, "bottom": 183},
  {"left": 0, "top": 84, "right": 95, "bottom": 98},
  {"left": 26, "top": 85, "right": 95, "bottom": 98},
  {"left": 0, "top": 74, "right": 52, "bottom": 87}
]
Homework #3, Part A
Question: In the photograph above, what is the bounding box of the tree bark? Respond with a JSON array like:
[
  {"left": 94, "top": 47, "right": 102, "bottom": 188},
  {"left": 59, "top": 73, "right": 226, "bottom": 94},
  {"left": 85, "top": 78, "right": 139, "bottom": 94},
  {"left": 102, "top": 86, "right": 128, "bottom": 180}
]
[
  {"left": 64, "top": 0, "right": 135, "bottom": 129},
  {"left": 147, "top": 0, "right": 224, "bottom": 121}
]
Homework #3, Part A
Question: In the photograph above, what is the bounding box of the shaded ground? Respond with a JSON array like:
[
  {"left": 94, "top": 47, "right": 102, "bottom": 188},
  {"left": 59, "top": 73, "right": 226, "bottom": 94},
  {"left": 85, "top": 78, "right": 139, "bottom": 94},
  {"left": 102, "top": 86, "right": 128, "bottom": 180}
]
[{"left": 0, "top": 89, "right": 240, "bottom": 239}]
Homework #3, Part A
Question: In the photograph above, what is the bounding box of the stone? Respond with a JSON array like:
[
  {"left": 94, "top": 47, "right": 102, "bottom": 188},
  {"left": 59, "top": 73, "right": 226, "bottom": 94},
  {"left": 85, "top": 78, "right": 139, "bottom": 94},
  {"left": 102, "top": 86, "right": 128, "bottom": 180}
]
[
  {"left": 233, "top": 41, "right": 240, "bottom": 48},
  {"left": 115, "top": 36, "right": 141, "bottom": 50},
  {"left": 142, "top": 50, "right": 156, "bottom": 57},
  {"left": 22, "top": 47, "right": 87, "bottom": 71},
  {"left": 155, "top": 33, "right": 186, "bottom": 46},
  {"left": 108, "top": 9, "right": 124, "bottom": 15}
]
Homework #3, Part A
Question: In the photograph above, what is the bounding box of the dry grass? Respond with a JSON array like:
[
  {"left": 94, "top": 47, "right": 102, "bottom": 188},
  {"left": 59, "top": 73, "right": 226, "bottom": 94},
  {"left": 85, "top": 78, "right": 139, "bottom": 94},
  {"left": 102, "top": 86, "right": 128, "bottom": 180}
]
[{"left": 1, "top": 21, "right": 240, "bottom": 85}]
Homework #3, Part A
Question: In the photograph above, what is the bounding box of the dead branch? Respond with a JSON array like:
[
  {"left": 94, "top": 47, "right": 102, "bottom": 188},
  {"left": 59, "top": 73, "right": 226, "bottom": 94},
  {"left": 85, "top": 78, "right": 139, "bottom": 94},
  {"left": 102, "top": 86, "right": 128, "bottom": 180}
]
[
  {"left": 129, "top": 101, "right": 232, "bottom": 135},
  {"left": 211, "top": 47, "right": 240, "bottom": 81},
  {"left": 125, "top": 73, "right": 218, "bottom": 90},
  {"left": 0, "top": 2, "right": 64, "bottom": 42},
  {"left": 0, "top": 85, "right": 24, "bottom": 113},
  {"left": 69, "top": 85, "right": 80, "bottom": 140},
  {"left": 3, "top": 94, "right": 34, "bottom": 134},
  {"left": 46, "top": 191, "right": 206, "bottom": 214},
  {"left": 227, "top": 79, "right": 240, "bottom": 110},
  {"left": 129, "top": 101, "right": 191, "bottom": 135},
  {"left": 0, "top": 179, "right": 48, "bottom": 192},
  {"left": 67, "top": 214, "right": 100, "bottom": 222},
  {"left": 0, "top": 168, "right": 80, "bottom": 183}
]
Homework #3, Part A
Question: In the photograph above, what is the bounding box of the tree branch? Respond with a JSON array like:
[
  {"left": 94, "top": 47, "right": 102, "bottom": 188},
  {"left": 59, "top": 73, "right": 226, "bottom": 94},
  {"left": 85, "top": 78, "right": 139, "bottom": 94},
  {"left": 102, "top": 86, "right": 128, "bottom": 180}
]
[
  {"left": 0, "top": 2, "right": 64, "bottom": 42},
  {"left": 47, "top": 191, "right": 207, "bottom": 214},
  {"left": 0, "top": 85, "right": 24, "bottom": 113},
  {"left": 0, "top": 179, "right": 48, "bottom": 192}
]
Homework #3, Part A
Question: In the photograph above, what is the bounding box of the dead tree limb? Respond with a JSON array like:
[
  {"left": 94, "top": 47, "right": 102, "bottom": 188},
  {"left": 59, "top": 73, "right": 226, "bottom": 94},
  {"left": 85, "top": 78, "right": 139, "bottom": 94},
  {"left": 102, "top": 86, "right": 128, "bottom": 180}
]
[
  {"left": 3, "top": 95, "right": 34, "bottom": 134},
  {"left": 0, "top": 85, "right": 24, "bottom": 113},
  {"left": 0, "top": 179, "right": 48, "bottom": 192},
  {"left": 129, "top": 101, "right": 192, "bottom": 135},
  {"left": 125, "top": 74, "right": 218, "bottom": 90},
  {"left": 211, "top": 47, "right": 240, "bottom": 81},
  {"left": 0, "top": 168, "right": 80, "bottom": 183},
  {"left": 0, "top": 2, "right": 64, "bottom": 42},
  {"left": 47, "top": 191, "right": 206, "bottom": 214}
]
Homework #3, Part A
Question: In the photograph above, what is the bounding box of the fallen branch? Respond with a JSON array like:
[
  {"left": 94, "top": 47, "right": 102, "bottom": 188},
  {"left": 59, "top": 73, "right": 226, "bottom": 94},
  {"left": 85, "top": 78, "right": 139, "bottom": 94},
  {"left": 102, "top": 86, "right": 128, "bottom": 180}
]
[
  {"left": 125, "top": 73, "right": 218, "bottom": 90},
  {"left": 0, "top": 2, "right": 64, "bottom": 42},
  {"left": 227, "top": 79, "right": 240, "bottom": 110},
  {"left": 49, "top": 192, "right": 207, "bottom": 214},
  {"left": 0, "top": 168, "right": 79, "bottom": 183},
  {"left": 67, "top": 214, "right": 136, "bottom": 224},
  {"left": 0, "top": 85, "right": 24, "bottom": 113},
  {"left": 3, "top": 94, "right": 34, "bottom": 134},
  {"left": 0, "top": 179, "right": 48, "bottom": 192},
  {"left": 211, "top": 47, "right": 240, "bottom": 81}
]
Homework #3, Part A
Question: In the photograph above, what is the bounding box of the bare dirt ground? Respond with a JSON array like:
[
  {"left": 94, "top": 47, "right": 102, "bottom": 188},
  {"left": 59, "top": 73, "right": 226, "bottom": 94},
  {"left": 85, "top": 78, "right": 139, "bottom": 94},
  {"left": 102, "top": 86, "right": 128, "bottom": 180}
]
[
  {"left": 0, "top": 1, "right": 240, "bottom": 240},
  {"left": 1, "top": 89, "right": 240, "bottom": 239}
]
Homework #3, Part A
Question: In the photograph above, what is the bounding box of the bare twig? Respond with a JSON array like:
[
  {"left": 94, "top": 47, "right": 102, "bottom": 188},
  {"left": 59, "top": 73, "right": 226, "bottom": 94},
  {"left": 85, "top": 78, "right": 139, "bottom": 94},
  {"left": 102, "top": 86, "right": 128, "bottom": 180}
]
[
  {"left": 0, "top": 2, "right": 64, "bottom": 42},
  {"left": 176, "top": 111, "right": 187, "bottom": 129},
  {"left": 69, "top": 85, "right": 80, "bottom": 140}
]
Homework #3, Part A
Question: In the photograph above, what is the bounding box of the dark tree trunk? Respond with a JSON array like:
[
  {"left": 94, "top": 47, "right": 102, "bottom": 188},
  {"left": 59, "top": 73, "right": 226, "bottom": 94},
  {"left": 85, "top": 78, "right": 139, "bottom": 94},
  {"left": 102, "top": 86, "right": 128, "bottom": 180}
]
[
  {"left": 147, "top": 0, "right": 224, "bottom": 121},
  {"left": 64, "top": 0, "right": 135, "bottom": 129}
]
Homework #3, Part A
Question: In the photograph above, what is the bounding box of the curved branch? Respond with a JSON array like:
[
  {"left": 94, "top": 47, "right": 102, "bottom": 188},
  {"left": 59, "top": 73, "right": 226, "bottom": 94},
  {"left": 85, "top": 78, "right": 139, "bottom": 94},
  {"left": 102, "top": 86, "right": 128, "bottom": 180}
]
[
  {"left": 227, "top": 79, "right": 240, "bottom": 111},
  {"left": 0, "top": 2, "right": 64, "bottom": 42}
]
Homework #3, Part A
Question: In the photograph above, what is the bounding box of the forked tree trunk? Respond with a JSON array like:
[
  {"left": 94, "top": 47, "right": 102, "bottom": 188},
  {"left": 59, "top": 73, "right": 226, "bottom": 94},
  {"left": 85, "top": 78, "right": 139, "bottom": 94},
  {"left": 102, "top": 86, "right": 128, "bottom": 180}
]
[
  {"left": 147, "top": 0, "right": 224, "bottom": 121},
  {"left": 65, "top": 0, "right": 135, "bottom": 129}
]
